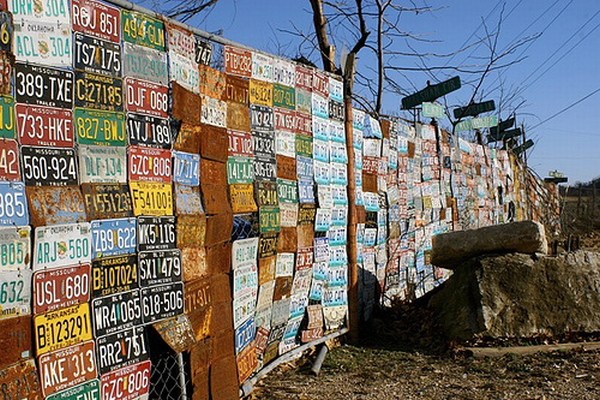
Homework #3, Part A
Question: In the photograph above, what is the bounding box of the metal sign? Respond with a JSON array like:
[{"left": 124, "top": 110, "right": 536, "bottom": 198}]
[
  {"left": 172, "top": 151, "right": 199, "bottom": 186},
  {"left": 91, "top": 254, "right": 138, "bottom": 297},
  {"left": 0, "top": 359, "right": 41, "bottom": 399},
  {"left": 195, "top": 39, "right": 212, "bottom": 66},
  {"left": 422, "top": 102, "right": 445, "bottom": 119},
  {"left": 228, "top": 130, "right": 254, "bottom": 157},
  {"left": 17, "top": 104, "right": 74, "bottom": 147},
  {"left": 81, "top": 183, "right": 133, "bottom": 220},
  {"left": 100, "top": 360, "right": 151, "bottom": 400},
  {"left": 21, "top": 146, "right": 78, "bottom": 186},
  {"left": 225, "top": 46, "right": 252, "bottom": 78},
  {"left": 127, "top": 113, "right": 171, "bottom": 148},
  {"left": 34, "top": 302, "right": 93, "bottom": 355},
  {"left": 276, "top": 155, "right": 296, "bottom": 181},
  {"left": 75, "top": 71, "right": 123, "bottom": 112},
  {"left": 122, "top": 9, "right": 165, "bottom": 51},
  {"left": 513, "top": 139, "right": 534, "bottom": 155},
  {"left": 27, "top": 185, "right": 87, "bottom": 226},
  {"left": 200, "top": 94, "right": 227, "bottom": 127},
  {"left": 174, "top": 184, "right": 203, "bottom": 215},
  {"left": 14, "top": 20, "right": 72, "bottom": 67},
  {"left": 79, "top": 145, "right": 126, "bottom": 184},
  {"left": 453, "top": 100, "right": 496, "bottom": 119},
  {"left": 490, "top": 117, "right": 516, "bottom": 136},
  {"left": 72, "top": 0, "right": 121, "bottom": 43},
  {"left": 75, "top": 33, "right": 122, "bottom": 77},
  {"left": 128, "top": 145, "right": 172, "bottom": 184},
  {"left": 230, "top": 183, "right": 258, "bottom": 213},
  {"left": 92, "top": 289, "right": 142, "bottom": 337},
  {"left": 401, "top": 76, "right": 461, "bottom": 109},
  {"left": 0, "top": 269, "right": 31, "bottom": 318},
  {"left": 298, "top": 178, "right": 315, "bottom": 203},
  {"left": 0, "top": 139, "right": 20, "bottom": 181},
  {"left": 488, "top": 127, "right": 522, "bottom": 142},
  {"left": 141, "top": 281, "right": 184, "bottom": 324},
  {"left": 472, "top": 115, "right": 498, "bottom": 129},
  {"left": 123, "top": 42, "right": 168, "bottom": 85},
  {"left": 251, "top": 104, "right": 274, "bottom": 131},
  {"left": 139, "top": 248, "right": 182, "bottom": 287},
  {"left": 313, "top": 139, "right": 329, "bottom": 162},
  {"left": 0, "top": 226, "right": 30, "bottom": 271},
  {"left": 15, "top": 63, "right": 73, "bottom": 109},
  {"left": 39, "top": 341, "right": 98, "bottom": 398},
  {"left": 125, "top": 77, "right": 169, "bottom": 118},
  {"left": 96, "top": 326, "right": 149, "bottom": 375},
  {"left": 137, "top": 215, "right": 176, "bottom": 251},
  {"left": 227, "top": 101, "right": 251, "bottom": 131},
  {"left": 46, "top": 379, "right": 100, "bottom": 400},
  {"left": 91, "top": 218, "right": 137, "bottom": 259},
  {"left": 33, "top": 264, "right": 90, "bottom": 314},
  {"left": 33, "top": 222, "right": 92, "bottom": 271}
]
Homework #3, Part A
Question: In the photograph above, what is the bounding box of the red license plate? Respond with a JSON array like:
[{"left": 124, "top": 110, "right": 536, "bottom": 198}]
[
  {"left": 125, "top": 78, "right": 169, "bottom": 118},
  {"left": 16, "top": 104, "right": 74, "bottom": 148},
  {"left": 0, "top": 139, "right": 21, "bottom": 181},
  {"left": 224, "top": 46, "right": 252, "bottom": 77},
  {"left": 128, "top": 145, "right": 172, "bottom": 183},
  {"left": 296, "top": 112, "right": 312, "bottom": 136},
  {"left": 33, "top": 264, "right": 91, "bottom": 314},
  {"left": 274, "top": 108, "right": 296, "bottom": 132},
  {"left": 228, "top": 130, "right": 254, "bottom": 158},
  {"left": 101, "top": 360, "right": 151, "bottom": 400},
  {"left": 71, "top": 0, "right": 121, "bottom": 43}
]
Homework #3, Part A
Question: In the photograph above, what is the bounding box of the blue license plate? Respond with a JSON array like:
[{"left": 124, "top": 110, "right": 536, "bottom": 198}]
[
  {"left": 0, "top": 182, "right": 29, "bottom": 226},
  {"left": 91, "top": 218, "right": 137, "bottom": 259}
]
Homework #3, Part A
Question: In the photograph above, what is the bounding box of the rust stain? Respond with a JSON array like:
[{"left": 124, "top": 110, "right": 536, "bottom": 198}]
[
  {"left": 173, "top": 123, "right": 202, "bottom": 153},
  {"left": 0, "top": 316, "right": 31, "bottom": 369},
  {"left": 177, "top": 214, "right": 206, "bottom": 248},
  {"left": 172, "top": 82, "right": 201, "bottom": 125},
  {"left": 200, "top": 159, "right": 228, "bottom": 186},
  {"left": 199, "top": 125, "right": 228, "bottom": 162},
  {"left": 202, "top": 183, "right": 232, "bottom": 215},
  {"left": 199, "top": 65, "right": 226, "bottom": 100},
  {"left": 276, "top": 155, "right": 297, "bottom": 181},
  {"left": 0, "top": 359, "right": 40, "bottom": 399},
  {"left": 226, "top": 101, "right": 250, "bottom": 132},
  {"left": 27, "top": 185, "right": 87, "bottom": 227},
  {"left": 279, "top": 227, "right": 299, "bottom": 252},
  {"left": 182, "top": 246, "right": 208, "bottom": 282}
]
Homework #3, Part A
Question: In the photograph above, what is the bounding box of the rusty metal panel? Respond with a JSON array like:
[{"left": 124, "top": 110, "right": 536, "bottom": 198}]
[
  {"left": 206, "top": 242, "right": 232, "bottom": 275},
  {"left": 175, "top": 184, "right": 203, "bottom": 215},
  {"left": 185, "top": 277, "right": 211, "bottom": 314},
  {"left": 190, "top": 338, "right": 212, "bottom": 378},
  {"left": 205, "top": 213, "right": 233, "bottom": 246},
  {"left": 81, "top": 183, "right": 133, "bottom": 220},
  {"left": 226, "top": 101, "right": 250, "bottom": 132},
  {"left": 273, "top": 276, "right": 293, "bottom": 301},
  {"left": 278, "top": 227, "right": 299, "bottom": 252},
  {"left": 199, "top": 125, "right": 228, "bottom": 162},
  {"left": 172, "top": 82, "right": 201, "bottom": 125},
  {"left": 0, "top": 359, "right": 41, "bottom": 399},
  {"left": 153, "top": 314, "right": 196, "bottom": 353},
  {"left": 0, "top": 51, "right": 14, "bottom": 96},
  {"left": 177, "top": 214, "right": 206, "bottom": 249},
  {"left": 258, "top": 255, "right": 275, "bottom": 285},
  {"left": 225, "top": 75, "right": 249, "bottom": 104},
  {"left": 27, "top": 186, "right": 87, "bottom": 227},
  {"left": 173, "top": 123, "right": 202, "bottom": 153},
  {"left": 209, "top": 302, "right": 233, "bottom": 338},
  {"left": 0, "top": 316, "right": 31, "bottom": 369},
  {"left": 202, "top": 183, "right": 232, "bottom": 215},
  {"left": 200, "top": 159, "right": 227, "bottom": 186},
  {"left": 199, "top": 65, "right": 226, "bottom": 100},
  {"left": 182, "top": 247, "right": 207, "bottom": 281},
  {"left": 276, "top": 155, "right": 297, "bottom": 181},
  {"left": 363, "top": 171, "right": 378, "bottom": 193}
]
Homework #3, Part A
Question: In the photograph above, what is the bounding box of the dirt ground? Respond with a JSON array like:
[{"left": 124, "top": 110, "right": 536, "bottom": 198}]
[{"left": 253, "top": 233, "right": 600, "bottom": 400}]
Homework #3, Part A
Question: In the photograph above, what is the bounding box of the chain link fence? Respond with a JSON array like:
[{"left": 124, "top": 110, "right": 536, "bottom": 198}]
[{"left": 148, "top": 328, "right": 192, "bottom": 399}]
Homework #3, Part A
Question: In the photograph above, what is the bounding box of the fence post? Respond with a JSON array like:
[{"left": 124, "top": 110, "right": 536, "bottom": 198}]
[
  {"left": 577, "top": 183, "right": 583, "bottom": 217},
  {"left": 177, "top": 352, "right": 188, "bottom": 400},
  {"left": 593, "top": 181, "right": 597, "bottom": 221}
]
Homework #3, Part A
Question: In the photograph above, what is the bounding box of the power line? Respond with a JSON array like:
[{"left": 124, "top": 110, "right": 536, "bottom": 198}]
[{"left": 529, "top": 86, "right": 600, "bottom": 131}]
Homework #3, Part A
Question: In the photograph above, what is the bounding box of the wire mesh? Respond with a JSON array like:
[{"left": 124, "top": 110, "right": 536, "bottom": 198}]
[{"left": 149, "top": 349, "right": 187, "bottom": 400}]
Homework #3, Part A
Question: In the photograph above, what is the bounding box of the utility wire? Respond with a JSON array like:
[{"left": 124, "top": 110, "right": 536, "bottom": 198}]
[{"left": 529, "top": 86, "right": 600, "bottom": 131}]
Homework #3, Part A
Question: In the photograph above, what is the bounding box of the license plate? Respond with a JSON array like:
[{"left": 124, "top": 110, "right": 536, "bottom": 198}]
[
  {"left": 16, "top": 104, "right": 74, "bottom": 147},
  {"left": 295, "top": 134, "right": 312, "bottom": 158},
  {"left": 141, "top": 282, "right": 184, "bottom": 324},
  {"left": 81, "top": 183, "right": 133, "bottom": 220},
  {"left": 38, "top": 341, "right": 98, "bottom": 398},
  {"left": 0, "top": 269, "right": 31, "bottom": 318},
  {"left": 313, "top": 116, "right": 329, "bottom": 140},
  {"left": 33, "top": 264, "right": 91, "bottom": 314},
  {"left": 200, "top": 95, "right": 226, "bottom": 127},
  {"left": 127, "top": 113, "right": 172, "bottom": 148},
  {"left": 169, "top": 52, "right": 200, "bottom": 94},
  {"left": 34, "top": 303, "right": 93, "bottom": 355},
  {"left": 9, "top": 0, "right": 70, "bottom": 22},
  {"left": 91, "top": 254, "right": 138, "bottom": 298},
  {"left": 21, "top": 146, "right": 78, "bottom": 186},
  {"left": 46, "top": 379, "right": 101, "bottom": 400},
  {"left": 128, "top": 145, "right": 172, "bottom": 184},
  {"left": 229, "top": 183, "right": 257, "bottom": 213},
  {"left": 298, "top": 178, "right": 315, "bottom": 203},
  {"left": 259, "top": 206, "right": 280, "bottom": 233},
  {"left": 273, "top": 84, "right": 295, "bottom": 110},
  {"left": 277, "top": 178, "right": 298, "bottom": 203},
  {"left": 313, "top": 160, "right": 330, "bottom": 185},
  {"left": 79, "top": 145, "right": 126, "bottom": 184},
  {"left": 96, "top": 326, "right": 149, "bottom": 375},
  {"left": 249, "top": 79, "right": 273, "bottom": 107},
  {"left": 122, "top": 10, "right": 165, "bottom": 51},
  {"left": 296, "top": 89, "right": 312, "bottom": 115},
  {"left": 330, "top": 120, "right": 345, "bottom": 143},
  {"left": 75, "top": 33, "right": 122, "bottom": 77},
  {"left": 252, "top": 52, "right": 273, "bottom": 81},
  {"left": 14, "top": 20, "right": 72, "bottom": 67},
  {"left": 275, "top": 130, "right": 295, "bottom": 157},
  {"left": 0, "top": 139, "right": 20, "bottom": 181},
  {"left": 254, "top": 155, "right": 277, "bottom": 181},
  {"left": 92, "top": 289, "right": 142, "bottom": 337},
  {"left": 27, "top": 186, "right": 87, "bottom": 226},
  {"left": 312, "top": 93, "right": 329, "bottom": 118},
  {"left": 195, "top": 39, "right": 212, "bottom": 66},
  {"left": 253, "top": 130, "right": 275, "bottom": 157},
  {"left": 33, "top": 222, "right": 92, "bottom": 271},
  {"left": 123, "top": 42, "right": 168, "bottom": 85},
  {"left": 0, "top": 359, "right": 41, "bottom": 399},
  {"left": 224, "top": 46, "right": 252, "bottom": 77},
  {"left": 137, "top": 215, "right": 176, "bottom": 251},
  {"left": 72, "top": 0, "right": 121, "bottom": 43},
  {"left": 235, "top": 317, "right": 256, "bottom": 354},
  {"left": 330, "top": 141, "right": 348, "bottom": 163},
  {"left": 174, "top": 184, "right": 203, "bottom": 215},
  {"left": 296, "top": 112, "right": 312, "bottom": 135},
  {"left": 228, "top": 130, "right": 254, "bottom": 157},
  {"left": 256, "top": 181, "right": 278, "bottom": 207},
  {"left": 91, "top": 218, "right": 137, "bottom": 259},
  {"left": 233, "top": 291, "right": 257, "bottom": 329},
  {"left": 100, "top": 360, "right": 151, "bottom": 400},
  {"left": 129, "top": 181, "right": 173, "bottom": 216},
  {"left": 139, "top": 249, "right": 182, "bottom": 287},
  {"left": 296, "top": 155, "right": 313, "bottom": 179},
  {"left": 0, "top": 96, "right": 15, "bottom": 139},
  {"left": 313, "top": 138, "right": 329, "bottom": 162},
  {"left": 0, "top": 226, "right": 30, "bottom": 271},
  {"left": 75, "top": 71, "right": 124, "bottom": 112},
  {"left": 173, "top": 151, "right": 199, "bottom": 186},
  {"left": 250, "top": 104, "right": 273, "bottom": 131},
  {"left": 227, "top": 156, "right": 254, "bottom": 184},
  {"left": 15, "top": 63, "right": 73, "bottom": 109},
  {"left": 125, "top": 77, "right": 169, "bottom": 118},
  {"left": 74, "top": 108, "right": 126, "bottom": 146},
  {"left": 166, "top": 23, "right": 196, "bottom": 59}
]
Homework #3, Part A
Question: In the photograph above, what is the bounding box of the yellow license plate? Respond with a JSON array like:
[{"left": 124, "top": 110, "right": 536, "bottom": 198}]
[
  {"left": 34, "top": 303, "right": 93, "bottom": 356},
  {"left": 130, "top": 181, "right": 173, "bottom": 216}
]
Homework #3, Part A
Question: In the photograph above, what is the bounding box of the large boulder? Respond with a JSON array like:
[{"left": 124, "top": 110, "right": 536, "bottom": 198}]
[
  {"left": 428, "top": 251, "right": 600, "bottom": 340},
  {"left": 431, "top": 221, "right": 547, "bottom": 269}
]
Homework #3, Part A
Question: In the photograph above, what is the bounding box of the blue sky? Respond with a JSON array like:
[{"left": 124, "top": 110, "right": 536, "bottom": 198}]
[{"left": 149, "top": 0, "right": 600, "bottom": 184}]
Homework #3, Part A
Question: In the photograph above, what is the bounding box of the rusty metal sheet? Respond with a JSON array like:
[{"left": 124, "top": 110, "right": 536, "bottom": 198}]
[
  {"left": 185, "top": 277, "right": 211, "bottom": 314},
  {"left": 0, "top": 316, "right": 31, "bottom": 369},
  {"left": 199, "top": 64, "right": 226, "bottom": 100},
  {"left": 209, "top": 302, "right": 233, "bottom": 338},
  {"left": 182, "top": 246, "right": 207, "bottom": 281},
  {"left": 39, "top": 341, "right": 98, "bottom": 398},
  {"left": 301, "top": 327, "right": 324, "bottom": 343},
  {"left": 175, "top": 184, "right": 203, "bottom": 215},
  {"left": 229, "top": 184, "right": 257, "bottom": 214},
  {"left": 225, "top": 74, "right": 249, "bottom": 104},
  {"left": 172, "top": 82, "right": 201, "bottom": 124},
  {"left": 224, "top": 46, "right": 252, "bottom": 77},
  {"left": 0, "top": 52, "right": 11, "bottom": 96},
  {"left": 153, "top": 314, "right": 196, "bottom": 353},
  {"left": 173, "top": 123, "right": 201, "bottom": 153},
  {"left": 81, "top": 183, "right": 133, "bottom": 220},
  {"left": 258, "top": 255, "right": 275, "bottom": 285},
  {"left": 27, "top": 186, "right": 87, "bottom": 227},
  {"left": 0, "top": 359, "right": 41, "bottom": 399},
  {"left": 190, "top": 338, "right": 212, "bottom": 378},
  {"left": 226, "top": 101, "right": 250, "bottom": 131},
  {"left": 177, "top": 214, "right": 206, "bottom": 249},
  {"left": 273, "top": 276, "right": 293, "bottom": 301},
  {"left": 202, "top": 183, "right": 232, "bottom": 215},
  {"left": 236, "top": 342, "right": 258, "bottom": 383},
  {"left": 206, "top": 242, "right": 231, "bottom": 275},
  {"left": 199, "top": 124, "right": 228, "bottom": 162},
  {"left": 276, "top": 155, "right": 297, "bottom": 181},
  {"left": 200, "top": 159, "right": 227, "bottom": 186},
  {"left": 205, "top": 213, "right": 233, "bottom": 246},
  {"left": 278, "top": 227, "right": 298, "bottom": 252}
]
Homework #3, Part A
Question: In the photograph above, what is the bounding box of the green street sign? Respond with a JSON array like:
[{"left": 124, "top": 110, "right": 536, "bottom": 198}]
[
  {"left": 490, "top": 117, "right": 515, "bottom": 136},
  {"left": 513, "top": 139, "right": 534, "bottom": 155},
  {"left": 471, "top": 115, "right": 498, "bottom": 130},
  {"left": 488, "top": 127, "right": 522, "bottom": 142},
  {"left": 422, "top": 102, "right": 445, "bottom": 119},
  {"left": 453, "top": 100, "right": 496, "bottom": 119},
  {"left": 401, "top": 76, "right": 461, "bottom": 110},
  {"left": 455, "top": 119, "right": 473, "bottom": 132}
]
